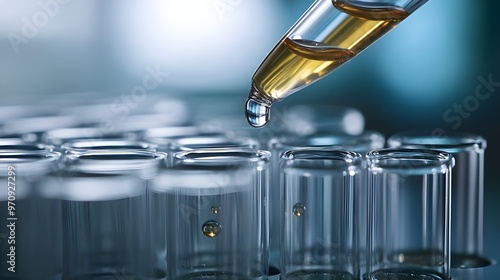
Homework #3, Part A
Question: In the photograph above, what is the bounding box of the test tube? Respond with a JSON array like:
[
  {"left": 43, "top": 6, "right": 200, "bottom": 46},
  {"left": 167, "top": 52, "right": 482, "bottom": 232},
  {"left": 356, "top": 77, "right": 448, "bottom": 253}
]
[
  {"left": 61, "top": 139, "right": 158, "bottom": 155},
  {"left": 41, "top": 150, "right": 165, "bottom": 279},
  {"left": 167, "top": 135, "right": 259, "bottom": 165},
  {"left": 280, "top": 148, "right": 363, "bottom": 279},
  {"left": 387, "top": 131, "right": 492, "bottom": 271},
  {"left": 366, "top": 148, "right": 454, "bottom": 280},
  {"left": 268, "top": 130, "right": 385, "bottom": 268},
  {"left": 0, "top": 138, "right": 54, "bottom": 153},
  {"left": 0, "top": 151, "right": 61, "bottom": 280},
  {"left": 245, "top": 0, "right": 428, "bottom": 127},
  {"left": 150, "top": 148, "right": 270, "bottom": 279},
  {"left": 169, "top": 135, "right": 259, "bottom": 151}
]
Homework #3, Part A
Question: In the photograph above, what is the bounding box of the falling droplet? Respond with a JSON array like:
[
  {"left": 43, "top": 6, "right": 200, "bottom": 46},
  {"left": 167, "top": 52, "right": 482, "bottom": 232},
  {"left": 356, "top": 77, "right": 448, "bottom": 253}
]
[
  {"left": 211, "top": 205, "right": 220, "bottom": 214},
  {"left": 202, "top": 220, "right": 221, "bottom": 238},
  {"left": 245, "top": 98, "right": 271, "bottom": 128},
  {"left": 293, "top": 203, "right": 306, "bottom": 217}
]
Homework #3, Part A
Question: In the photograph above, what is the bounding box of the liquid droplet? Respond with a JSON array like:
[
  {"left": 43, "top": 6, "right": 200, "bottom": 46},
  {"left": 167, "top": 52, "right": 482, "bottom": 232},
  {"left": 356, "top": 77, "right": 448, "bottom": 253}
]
[
  {"left": 202, "top": 220, "right": 221, "bottom": 238},
  {"left": 211, "top": 205, "right": 220, "bottom": 214},
  {"left": 293, "top": 203, "right": 306, "bottom": 217},
  {"left": 245, "top": 98, "right": 270, "bottom": 128}
]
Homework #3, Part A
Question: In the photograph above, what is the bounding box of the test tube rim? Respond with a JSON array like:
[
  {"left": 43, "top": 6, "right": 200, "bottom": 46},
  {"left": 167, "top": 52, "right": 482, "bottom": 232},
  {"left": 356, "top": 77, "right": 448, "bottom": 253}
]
[
  {"left": 174, "top": 148, "right": 270, "bottom": 167},
  {"left": 366, "top": 148, "right": 455, "bottom": 175},
  {"left": 387, "top": 131, "right": 487, "bottom": 153},
  {"left": 280, "top": 147, "right": 363, "bottom": 172},
  {"left": 61, "top": 139, "right": 158, "bottom": 154},
  {"left": 270, "top": 130, "right": 385, "bottom": 154},
  {"left": 0, "top": 137, "right": 54, "bottom": 152},
  {"left": 169, "top": 135, "right": 259, "bottom": 152},
  {"left": 0, "top": 150, "right": 61, "bottom": 175},
  {"left": 62, "top": 149, "right": 166, "bottom": 175}
]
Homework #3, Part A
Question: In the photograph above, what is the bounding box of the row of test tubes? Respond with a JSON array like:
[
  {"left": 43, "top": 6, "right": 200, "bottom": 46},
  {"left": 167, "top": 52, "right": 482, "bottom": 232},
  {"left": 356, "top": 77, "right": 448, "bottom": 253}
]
[{"left": 0, "top": 95, "right": 492, "bottom": 279}]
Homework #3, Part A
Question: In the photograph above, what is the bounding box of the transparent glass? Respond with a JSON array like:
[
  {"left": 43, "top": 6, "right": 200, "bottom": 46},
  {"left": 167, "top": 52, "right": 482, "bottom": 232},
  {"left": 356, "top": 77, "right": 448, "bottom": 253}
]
[
  {"left": 0, "top": 138, "right": 54, "bottom": 153},
  {"left": 40, "top": 150, "right": 166, "bottom": 279},
  {"left": 280, "top": 148, "right": 363, "bottom": 280},
  {"left": 267, "top": 131, "right": 384, "bottom": 269},
  {"left": 366, "top": 149, "right": 454, "bottom": 280},
  {"left": 245, "top": 0, "right": 428, "bottom": 127},
  {"left": 169, "top": 135, "right": 259, "bottom": 152},
  {"left": 167, "top": 135, "right": 259, "bottom": 166},
  {"left": 387, "top": 131, "right": 492, "bottom": 270},
  {"left": 150, "top": 148, "right": 270, "bottom": 280},
  {"left": 61, "top": 139, "right": 158, "bottom": 155},
  {"left": 0, "top": 151, "right": 61, "bottom": 280}
]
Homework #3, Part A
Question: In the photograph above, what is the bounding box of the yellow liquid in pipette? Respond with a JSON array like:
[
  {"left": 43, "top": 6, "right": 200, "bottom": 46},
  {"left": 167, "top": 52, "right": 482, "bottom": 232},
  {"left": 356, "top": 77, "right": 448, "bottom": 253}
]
[{"left": 251, "top": 0, "right": 409, "bottom": 101}]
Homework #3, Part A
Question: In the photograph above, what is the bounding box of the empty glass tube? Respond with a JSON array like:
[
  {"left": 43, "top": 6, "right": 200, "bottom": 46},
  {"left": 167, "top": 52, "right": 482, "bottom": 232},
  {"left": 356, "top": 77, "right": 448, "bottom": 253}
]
[
  {"left": 0, "top": 151, "right": 61, "bottom": 280},
  {"left": 267, "top": 130, "right": 384, "bottom": 268},
  {"left": 169, "top": 135, "right": 259, "bottom": 152},
  {"left": 0, "top": 138, "right": 54, "bottom": 153},
  {"left": 41, "top": 150, "right": 165, "bottom": 279},
  {"left": 150, "top": 148, "right": 270, "bottom": 279},
  {"left": 280, "top": 148, "right": 363, "bottom": 279},
  {"left": 167, "top": 135, "right": 259, "bottom": 166},
  {"left": 245, "top": 0, "right": 428, "bottom": 127},
  {"left": 61, "top": 139, "right": 158, "bottom": 155},
  {"left": 366, "top": 148, "right": 454, "bottom": 280},
  {"left": 387, "top": 131, "right": 492, "bottom": 276}
]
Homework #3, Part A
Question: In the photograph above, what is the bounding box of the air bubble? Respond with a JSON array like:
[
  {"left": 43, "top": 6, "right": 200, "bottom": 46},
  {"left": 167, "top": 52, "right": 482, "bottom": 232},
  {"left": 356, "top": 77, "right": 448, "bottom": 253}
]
[
  {"left": 293, "top": 203, "right": 306, "bottom": 217},
  {"left": 202, "top": 220, "right": 221, "bottom": 238}
]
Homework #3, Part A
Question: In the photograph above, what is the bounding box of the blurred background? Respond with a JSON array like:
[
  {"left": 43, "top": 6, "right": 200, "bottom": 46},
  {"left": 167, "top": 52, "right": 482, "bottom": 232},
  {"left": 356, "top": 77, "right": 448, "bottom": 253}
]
[{"left": 0, "top": 0, "right": 499, "bottom": 274}]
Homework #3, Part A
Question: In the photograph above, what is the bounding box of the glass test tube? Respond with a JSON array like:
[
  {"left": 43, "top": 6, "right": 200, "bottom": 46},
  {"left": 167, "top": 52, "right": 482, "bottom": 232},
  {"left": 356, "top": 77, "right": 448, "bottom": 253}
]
[
  {"left": 61, "top": 139, "right": 158, "bottom": 155},
  {"left": 0, "top": 151, "right": 61, "bottom": 280},
  {"left": 366, "top": 149, "right": 454, "bottom": 280},
  {"left": 387, "top": 131, "right": 492, "bottom": 271},
  {"left": 0, "top": 138, "right": 54, "bottom": 153},
  {"left": 268, "top": 130, "right": 385, "bottom": 268},
  {"left": 245, "top": 0, "right": 428, "bottom": 127},
  {"left": 150, "top": 148, "right": 270, "bottom": 280},
  {"left": 167, "top": 135, "right": 259, "bottom": 165},
  {"left": 41, "top": 150, "right": 165, "bottom": 279},
  {"left": 280, "top": 148, "right": 363, "bottom": 279},
  {"left": 169, "top": 135, "right": 259, "bottom": 151}
]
